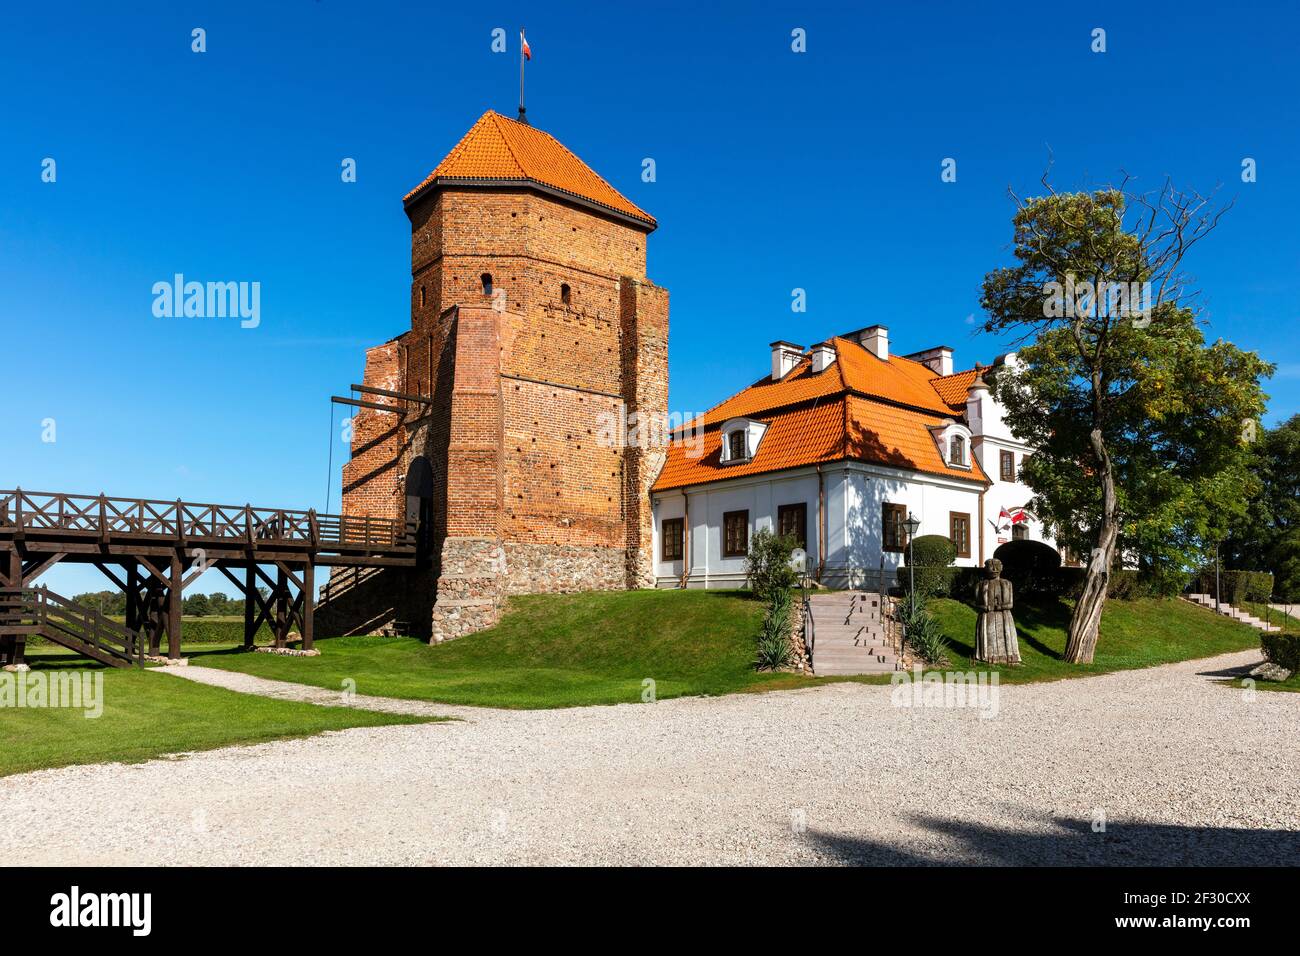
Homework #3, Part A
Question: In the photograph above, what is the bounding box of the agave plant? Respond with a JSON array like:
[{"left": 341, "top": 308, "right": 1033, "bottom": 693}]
[{"left": 755, "top": 588, "right": 794, "bottom": 670}]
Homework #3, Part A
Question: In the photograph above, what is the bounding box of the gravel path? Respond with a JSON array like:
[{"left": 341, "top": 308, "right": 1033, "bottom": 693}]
[
  {"left": 4, "top": 650, "right": 1298, "bottom": 866},
  {"left": 151, "top": 665, "right": 479, "bottom": 720}
]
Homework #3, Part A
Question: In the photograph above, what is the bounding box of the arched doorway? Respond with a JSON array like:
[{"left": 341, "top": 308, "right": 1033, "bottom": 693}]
[{"left": 405, "top": 456, "right": 435, "bottom": 566}]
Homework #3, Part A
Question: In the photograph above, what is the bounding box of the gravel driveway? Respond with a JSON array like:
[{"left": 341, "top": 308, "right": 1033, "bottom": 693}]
[{"left": 4, "top": 650, "right": 1298, "bottom": 866}]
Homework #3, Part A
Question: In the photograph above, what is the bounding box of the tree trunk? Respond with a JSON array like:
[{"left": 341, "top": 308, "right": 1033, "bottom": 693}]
[{"left": 1065, "top": 424, "right": 1118, "bottom": 664}]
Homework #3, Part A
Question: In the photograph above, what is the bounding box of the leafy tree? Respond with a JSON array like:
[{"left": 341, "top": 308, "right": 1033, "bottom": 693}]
[
  {"left": 183, "top": 593, "right": 212, "bottom": 617},
  {"left": 1224, "top": 414, "right": 1300, "bottom": 599},
  {"left": 982, "top": 180, "right": 1271, "bottom": 662}
]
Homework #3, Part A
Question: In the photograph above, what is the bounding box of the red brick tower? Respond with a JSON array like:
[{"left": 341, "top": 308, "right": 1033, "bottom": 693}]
[{"left": 329, "top": 111, "right": 668, "bottom": 641}]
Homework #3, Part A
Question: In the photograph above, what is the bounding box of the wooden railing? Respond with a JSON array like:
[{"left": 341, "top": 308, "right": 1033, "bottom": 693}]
[
  {"left": 0, "top": 489, "right": 416, "bottom": 554},
  {"left": 1, "top": 586, "right": 143, "bottom": 666}
]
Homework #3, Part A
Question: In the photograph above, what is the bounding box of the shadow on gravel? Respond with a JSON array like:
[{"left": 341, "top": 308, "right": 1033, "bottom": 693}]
[
  {"left": 806, "top": 813, "right": 1300, "bottom": 866},
  {"left": 1196, "top": 662, "right": 1259, "bottom": 679}
]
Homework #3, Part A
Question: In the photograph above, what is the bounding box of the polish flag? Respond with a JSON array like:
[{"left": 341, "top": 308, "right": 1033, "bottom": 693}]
[
  {"left": 521, "top": 32, "right": 532, "bottom": 60},
  {"left": 998, "top": 507, "right": 1012, "bottom": 521}
]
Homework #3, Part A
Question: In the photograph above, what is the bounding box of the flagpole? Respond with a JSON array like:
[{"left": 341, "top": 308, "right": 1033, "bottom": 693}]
[{"left": 518, "top": 28, "right": 526, "bottom": 123}]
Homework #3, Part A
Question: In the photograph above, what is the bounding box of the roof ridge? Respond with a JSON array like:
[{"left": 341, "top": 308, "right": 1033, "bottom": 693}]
[
  {"left": 491, "top": 110, "right": 651, "bottom": 223},
  {"left": 487, "top": 111, "right": 528, "bottom": 177}
]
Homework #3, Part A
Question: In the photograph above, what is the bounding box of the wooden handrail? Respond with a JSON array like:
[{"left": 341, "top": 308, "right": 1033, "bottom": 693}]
[{"left": 0, "top": 489, "right": 415, "bottom": 555}]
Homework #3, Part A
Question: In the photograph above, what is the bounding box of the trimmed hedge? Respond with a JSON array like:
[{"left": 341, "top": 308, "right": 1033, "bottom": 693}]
[
  {"left": 1260, "top": 632, "right": 1300, "bottom": 672},
  {"left": 902, "top": 534, "right": 958, "bottom": 598},
  {"left": 1190, "top": 569, "right": 1274, "bottom": 605},
  {"left": 901, "top": 565, "right": 1189, "bottom": 604},
  {"left": 992, "top": 540, "right": 1061, "bottom": 595},
  {"left": 24, "top": 617, "right": 272, "bottom": 647}
]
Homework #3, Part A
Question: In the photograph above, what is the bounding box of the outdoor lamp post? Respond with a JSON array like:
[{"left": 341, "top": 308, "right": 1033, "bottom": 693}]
[{"left": 904, "top": 512, "right": 922, "bottom": 614}]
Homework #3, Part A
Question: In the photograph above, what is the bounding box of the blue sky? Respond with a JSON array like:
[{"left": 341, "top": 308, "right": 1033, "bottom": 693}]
[{"left": 3, "top": 0, "right": 1297, "bottom": 595}]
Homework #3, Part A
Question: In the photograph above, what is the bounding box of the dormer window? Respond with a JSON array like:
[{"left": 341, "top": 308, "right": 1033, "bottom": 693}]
[
  {"left": 948, "top": 434, "right": 967, "bottom": 466},
  {"left": 720, "top": 417, "right": 767, "bottom": 464},
  {"left": 930, "top": 420, "right": 972, "bottom": 470}
]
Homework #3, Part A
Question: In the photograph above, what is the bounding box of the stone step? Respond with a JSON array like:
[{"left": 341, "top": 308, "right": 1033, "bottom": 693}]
[
  {"left": 812, "top": 636, "right": 894, "bottom": 648},
  {"left": 813, "top": 660, "right": 901, "bottom": 675},
  {"left": 812, "top": 648, "right": 898, "bottom": 663}
]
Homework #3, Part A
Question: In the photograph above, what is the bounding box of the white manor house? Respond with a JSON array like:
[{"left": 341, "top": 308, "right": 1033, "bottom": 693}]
[{"left": 650, "top": 325, "right": 1059, "bottom": 590}]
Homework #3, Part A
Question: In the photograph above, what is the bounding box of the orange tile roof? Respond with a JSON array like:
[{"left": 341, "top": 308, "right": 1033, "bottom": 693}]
[
  {"left": 694, "top": 337, "right": 963, "bottom": 429},
  {"left": 654, "top": 337, "right": 990, "bottom": 492},
  {"left": 845, "top": 396, "right": 988, "bottom": 483},
  {"left": 833, "top": 338, "right": 956, "bottom": 415},
  {"left": 931, "top": 368, "right": 979, "bottom": 408},
  {"left": 655, "top": 400, "right": 850, "bottom": 490},
  {"left": 404, "top": 110, "right": 655, "bottom": 227}
]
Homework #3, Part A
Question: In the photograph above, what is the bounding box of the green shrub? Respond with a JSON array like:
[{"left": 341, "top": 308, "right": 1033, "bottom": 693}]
[
  {"left": 1260, "top": 632, "right": 1300, "bottom": 672},
  {"left": 902, "top": 534, "right": 958, "bottom": 598},
  {"left": 755, "top": 587, "right": 794, "bottom": 670},
  {"left": 898, "top": 596, "right": 949, "bottom": 665},
  {"left": 745, "top": 528, "right": 800, "bottom": 603}
]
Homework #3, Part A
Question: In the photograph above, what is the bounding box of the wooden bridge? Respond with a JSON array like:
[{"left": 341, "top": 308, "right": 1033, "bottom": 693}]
[{"left": 0, "top": 488, "right": 417, "bottom": 668}]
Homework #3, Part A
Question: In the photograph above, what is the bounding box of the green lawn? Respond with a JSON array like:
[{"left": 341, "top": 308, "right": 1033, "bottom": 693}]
[
  {"left": 193, "top": 590, "right": 776, "bottom": 708},
  {"left": 1, "top": 649, "right": 439, "bottom": 778},
  {"left": 922, "top": 595, "right": 1264, "bottom": 684},
  {"left": 189, "top": 588, "right": 1269, "bottom": 707}
]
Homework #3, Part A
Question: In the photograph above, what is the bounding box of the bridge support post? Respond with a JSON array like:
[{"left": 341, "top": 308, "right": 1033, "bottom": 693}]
[
  {"left": 168, "top": 555, "right": 182, "bottom": 659},
  {"left": 123, "top": 563, "right": 141, "bottom": 634},
  {"left": 243, "top": 564, "right": 257, "bottom": 649},
  {"left": 301, "top": 562, "right": 315, "bottom": 651},
  {"left": 2, "top": 546, "right": 18, "bottom": 590},
  {"left": 274, "top": 566, "right": 289, "bottom": 648}
]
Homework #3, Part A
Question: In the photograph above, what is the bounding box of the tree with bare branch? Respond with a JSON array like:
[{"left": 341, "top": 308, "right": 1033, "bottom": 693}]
[{"left": 981, "top": 173, "right": 1272, "bottom": 663}]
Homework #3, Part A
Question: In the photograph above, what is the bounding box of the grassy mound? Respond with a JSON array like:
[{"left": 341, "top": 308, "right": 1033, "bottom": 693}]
[{"left": 193, "top": 589, "right": 774, "bottom": 708}]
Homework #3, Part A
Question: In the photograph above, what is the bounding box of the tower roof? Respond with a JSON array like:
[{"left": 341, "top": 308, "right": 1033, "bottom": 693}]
[{"left": 404, "top": 110, "right": 655, "bottom": 229}]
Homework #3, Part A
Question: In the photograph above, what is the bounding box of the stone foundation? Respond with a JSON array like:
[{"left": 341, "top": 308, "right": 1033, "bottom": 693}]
[
  {"left": 429, "top": 537, "right": 634, "bottom": 642},
  {"left": 501, "top": 541, "right": 628, "bottom": 594}
]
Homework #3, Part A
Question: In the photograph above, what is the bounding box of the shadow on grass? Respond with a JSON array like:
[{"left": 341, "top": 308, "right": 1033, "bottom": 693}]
[
  {"left": 1011, "top": 598, "right": 1073, "bottom": 661},
  {"left": 804, "top": 811, "right": 1300, "bottom": 866}
]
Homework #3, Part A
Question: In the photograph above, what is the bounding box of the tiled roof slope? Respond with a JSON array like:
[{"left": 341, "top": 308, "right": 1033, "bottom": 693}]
[
  {"left": 931, "top": 368, "right": 979, "bottom": 409},
  {"left": 403, "top": 110, "right": 654, "bottom": 226},
  {"left": 653, "top": 337, "right": 988, "bottom": 491}
]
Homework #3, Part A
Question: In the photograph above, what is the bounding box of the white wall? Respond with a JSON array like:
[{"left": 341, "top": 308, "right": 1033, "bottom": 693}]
[
  {"left": 653, "top": 463, "right": 984, "bottom": 590},
  {"left": 653, "top": 469, "right": 820, "bottom": 588},
  {"left": 970, "top": 353, "right": 1060, "bottom": 559}
]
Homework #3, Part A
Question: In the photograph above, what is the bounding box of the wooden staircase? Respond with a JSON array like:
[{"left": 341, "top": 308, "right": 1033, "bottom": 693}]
[
  {"left": 806, "top": 591, "right": 901, "bottom": 676},
  {"left": 0, "top": 586, "right": 143, "bottom": 668}
]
